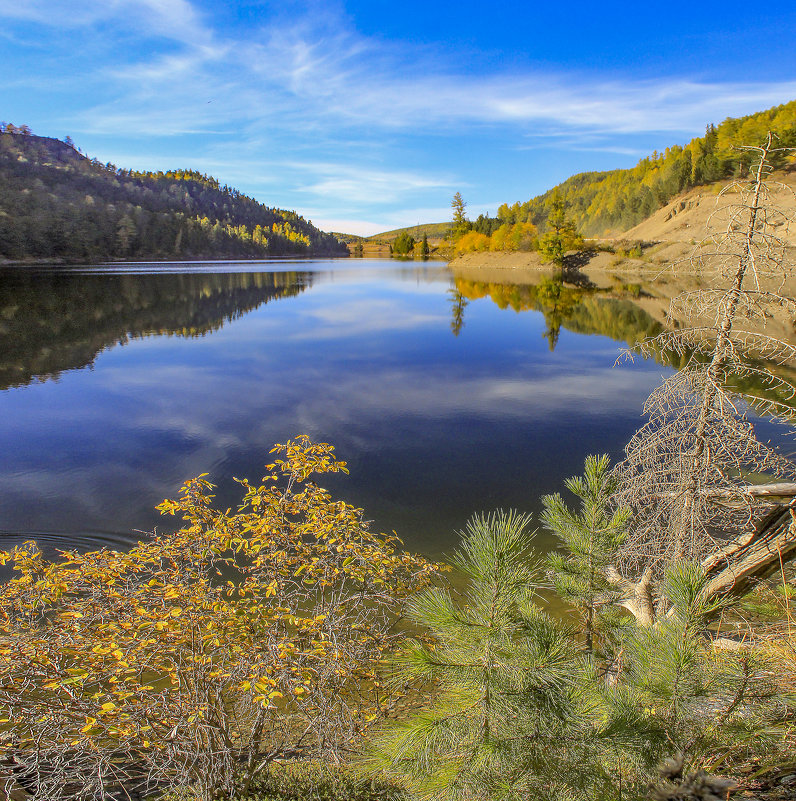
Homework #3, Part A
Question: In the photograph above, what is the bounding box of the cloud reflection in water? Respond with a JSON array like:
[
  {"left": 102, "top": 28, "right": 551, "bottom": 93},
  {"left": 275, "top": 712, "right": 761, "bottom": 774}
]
[{"left": 0, "top": 263, "right": 667, "bottom": 557}]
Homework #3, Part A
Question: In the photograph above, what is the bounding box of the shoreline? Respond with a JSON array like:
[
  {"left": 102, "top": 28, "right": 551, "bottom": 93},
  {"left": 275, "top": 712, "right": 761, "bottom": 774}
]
[
  {"left": 0, "top": 252, "right": 351, "bottom": 268},
  {"left": 446, "top": 243, "right": 692, "bottom": 274}
]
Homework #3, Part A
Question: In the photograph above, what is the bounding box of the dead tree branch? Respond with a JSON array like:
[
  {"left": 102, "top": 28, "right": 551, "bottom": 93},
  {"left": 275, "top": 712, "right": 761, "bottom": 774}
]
[{"left": 609, "top": 133, "right": 796, "bottom": 622}]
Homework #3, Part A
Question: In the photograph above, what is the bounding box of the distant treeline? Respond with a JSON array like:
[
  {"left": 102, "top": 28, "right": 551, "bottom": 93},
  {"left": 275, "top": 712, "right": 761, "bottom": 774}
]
[
  {"left": 0, "top": 125, "right": 348, "bottom": 262},
  {"left": 496, "top": 99, "right": 796, "bottom": 236}
]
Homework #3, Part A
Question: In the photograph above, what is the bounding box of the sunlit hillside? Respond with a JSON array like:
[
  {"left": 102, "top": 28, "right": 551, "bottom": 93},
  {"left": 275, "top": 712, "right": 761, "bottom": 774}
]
[
  {"left": 499, "top": 99, "right": 796, "bottom": 236},
  {"left": 367, "top": 222, "right": 451, "bottom": 242},
  {"left": 355, "top": 101, "right": 796, "bottom": 249}
]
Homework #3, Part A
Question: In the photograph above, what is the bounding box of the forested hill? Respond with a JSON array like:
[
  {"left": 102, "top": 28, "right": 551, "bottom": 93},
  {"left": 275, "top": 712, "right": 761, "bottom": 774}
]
[
  {"left": 497, "top": 99, "right": 796, "bottom": 236},
  {"left": 0, "top": 127, "right": 348, "bottom": 262}
]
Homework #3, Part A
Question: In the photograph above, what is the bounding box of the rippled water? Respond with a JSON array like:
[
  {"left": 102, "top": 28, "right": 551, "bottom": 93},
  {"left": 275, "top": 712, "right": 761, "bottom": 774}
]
[{"left": 0, "top": 258, "right": 742, "bottom": 559}]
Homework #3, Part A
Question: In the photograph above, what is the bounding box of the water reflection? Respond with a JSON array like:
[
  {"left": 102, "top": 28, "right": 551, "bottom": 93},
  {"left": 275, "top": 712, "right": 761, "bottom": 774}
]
[
  {"left": 447, "top": 289, "right": 468, "bottom": 337},
  {"left": 0, "top": 269, "right": 311, "bottom": 390},
  {"left": 451, "top": 267, "right": 796, "bottom": 408},
  {"left": 0, "top": 260, "right": 787, "bottom": 563},
  {"left": 453, "top": 274, "right": 664, "bottom": 356}
]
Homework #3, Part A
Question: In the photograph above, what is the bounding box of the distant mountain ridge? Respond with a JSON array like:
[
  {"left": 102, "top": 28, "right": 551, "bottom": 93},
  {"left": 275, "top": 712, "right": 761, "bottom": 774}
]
[{"left": 0, "top": 127, "right": 347, "bottom": 262}]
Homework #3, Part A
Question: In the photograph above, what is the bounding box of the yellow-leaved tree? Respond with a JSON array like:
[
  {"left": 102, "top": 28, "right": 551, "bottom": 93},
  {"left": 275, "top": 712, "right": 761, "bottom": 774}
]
[{"left": 0, "top": 436, "right": 437, "bottom": 801}]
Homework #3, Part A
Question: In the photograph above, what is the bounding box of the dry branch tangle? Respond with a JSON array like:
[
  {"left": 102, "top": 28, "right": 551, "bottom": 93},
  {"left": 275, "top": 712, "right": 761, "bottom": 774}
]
[{"left": 612, "top": 134, "right": 796, "bottom": 615}]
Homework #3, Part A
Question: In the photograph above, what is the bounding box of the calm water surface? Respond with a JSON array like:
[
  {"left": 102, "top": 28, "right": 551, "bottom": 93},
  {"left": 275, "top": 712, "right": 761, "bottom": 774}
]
[{"left": 0, "top": 258, "right": 689, "bottom": 558}]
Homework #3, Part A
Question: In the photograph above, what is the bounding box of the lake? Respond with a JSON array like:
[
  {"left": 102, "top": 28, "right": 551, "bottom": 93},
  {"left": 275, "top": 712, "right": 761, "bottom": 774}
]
[{"left": 1, "top": 257, "right": 782, "bottom": 561}]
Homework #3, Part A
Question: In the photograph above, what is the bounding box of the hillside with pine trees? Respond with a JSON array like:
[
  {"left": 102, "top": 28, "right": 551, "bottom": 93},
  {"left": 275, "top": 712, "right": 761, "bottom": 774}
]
[
  {"left": 0, "top": 126, "right": 348, "bottom": 262},
  {"left": 497, "top": 100, "right": 796, "bottom": 236}
]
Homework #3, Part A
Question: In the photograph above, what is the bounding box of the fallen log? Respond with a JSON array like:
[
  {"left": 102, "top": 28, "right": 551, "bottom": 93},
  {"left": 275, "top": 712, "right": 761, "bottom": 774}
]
[
  {"left": 605, "top": 500, "right": 796, "bottom": 625},
  {"left": 655, "top": 483, "right": 796, "bottom": 500},
  {"left": 702, "top": 499, "right": 796, "bottom": 600},
  {"left": 708, "top": 483, "right": 796, "bottom": 499}
]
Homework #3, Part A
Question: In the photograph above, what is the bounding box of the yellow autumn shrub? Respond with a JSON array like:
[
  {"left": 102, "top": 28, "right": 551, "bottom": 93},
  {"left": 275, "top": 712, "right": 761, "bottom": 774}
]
[
  {"left": 0, "top": 436, "right": 437, "bottom": 801},
  {"left": 454, "top": 231, "right": 490, "bottom": 254}
]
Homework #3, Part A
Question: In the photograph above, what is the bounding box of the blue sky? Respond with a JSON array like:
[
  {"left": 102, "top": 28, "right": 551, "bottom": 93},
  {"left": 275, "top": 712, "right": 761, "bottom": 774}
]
[{"left": 2, "top": 0, "right": 796, "bottom": 235}]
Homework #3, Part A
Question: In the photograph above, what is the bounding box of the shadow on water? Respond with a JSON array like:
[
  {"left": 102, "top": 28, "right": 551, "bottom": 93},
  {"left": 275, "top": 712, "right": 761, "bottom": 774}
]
[{"left": 0, "top": 269, "right": 312, "bottom": 390}]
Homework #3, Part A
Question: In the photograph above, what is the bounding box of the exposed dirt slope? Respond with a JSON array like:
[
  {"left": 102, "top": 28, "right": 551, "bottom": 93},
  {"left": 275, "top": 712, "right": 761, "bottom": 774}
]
[{"left": 622, "top": 171, "right": 796, "bottom": 245}]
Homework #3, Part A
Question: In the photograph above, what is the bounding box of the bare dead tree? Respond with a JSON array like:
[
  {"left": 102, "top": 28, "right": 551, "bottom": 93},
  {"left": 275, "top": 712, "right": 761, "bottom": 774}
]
[{"left": 611, "top": 133, "right": 796, "bottom": 619}]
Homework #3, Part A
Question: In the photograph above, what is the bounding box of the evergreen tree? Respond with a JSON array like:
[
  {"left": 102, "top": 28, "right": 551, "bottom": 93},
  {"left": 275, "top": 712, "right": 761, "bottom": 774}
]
[
  {"left": 538, "top": 195, "right": 583, "bottom": 266},
  {"left": 542, "top": 455, "right": 630, "bottom": 655},
  {"left": 450, "top": 192, "right": 470, "bottom": 239},
  {"left": 598, "top": 563, "right": 743, "bottom": 765},
  {"left": 420, "top": 232, "right": 430, "bottom": 256},
  {"left": 472, "top": 213, "right": 501, "bottom": 236},
  {"left": 115, "top": 213, "right": 136, "bottom": 256},
  {"left": 369, "top": 511, "right": 585, "bottom": 801},
  {"left": 371, "top": 510, "right": 789, "bottom": 799}
]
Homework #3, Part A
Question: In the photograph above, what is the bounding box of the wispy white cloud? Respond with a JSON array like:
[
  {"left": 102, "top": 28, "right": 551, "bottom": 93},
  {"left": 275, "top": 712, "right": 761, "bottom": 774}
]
[
  {"left": 515, "top": 131, "right": 650, "bottom": 157},
  {"left": 4, "top": 0, "right": 795, "bottom": 232},
  {"left": 29, "top": 0, "right": 794, "bottom": 141},
  {"left": 135, "top": 0, "right": 210, "bottom": 44},
  {"left": 0, "top": 0, "right": 107, "bottom": 24},
  {"left": 305, "top": 218, "right": 386, "bottom": 236},
  {"left": 302, "top": 208, "right": 449, "bottom": 236},
  {"left": 313, "top": 74, "right": 796, "bottom": 134},
  {"left": 0, "top": 0, "right": 210, "bottom": 44},
  {"left": 288, "top": 162, "right": 456, "bottom": 204}
]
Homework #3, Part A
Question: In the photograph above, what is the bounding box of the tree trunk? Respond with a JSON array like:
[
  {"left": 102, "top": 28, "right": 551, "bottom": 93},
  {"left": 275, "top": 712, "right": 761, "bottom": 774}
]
[
  {"left": 658, "top": 483, "right": 796, "bottom": 501},
  {"left": 606, "top": 565, "right": 656, "bottom": 627},
  {"left": 607, "top": 501, "right": 795, "bottom": 625}
]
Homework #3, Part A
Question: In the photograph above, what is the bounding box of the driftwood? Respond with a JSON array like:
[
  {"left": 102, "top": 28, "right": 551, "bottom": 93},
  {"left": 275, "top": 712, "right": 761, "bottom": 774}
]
[
  {"left": 653, "top": 483, "right": 796, "bottom": 504},
  {"left": 702, "top": 482, "right": 796, "bottom": 499},
  {"left": 606, "top": 500, "right": 796, "bottom": 625},
  {"left": 702, "top": 499, "right": 796, "bottom": 599},
  {"left": 606, "top": 565, "right": 656, "bottom": 627}
]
